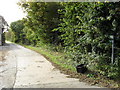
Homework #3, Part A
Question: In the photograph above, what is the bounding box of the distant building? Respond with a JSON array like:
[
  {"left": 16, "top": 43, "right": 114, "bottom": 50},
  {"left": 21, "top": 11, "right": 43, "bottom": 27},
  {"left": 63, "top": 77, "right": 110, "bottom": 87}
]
[{"left": 0, "top": 15, "right": 8, "bottom": 46}]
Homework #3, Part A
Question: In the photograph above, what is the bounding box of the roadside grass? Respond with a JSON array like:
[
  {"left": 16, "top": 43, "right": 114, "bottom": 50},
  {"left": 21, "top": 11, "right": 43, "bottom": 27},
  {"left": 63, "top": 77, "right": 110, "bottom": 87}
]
[{"left": 19, "top": 43, "right": 119, "bottom": 88}]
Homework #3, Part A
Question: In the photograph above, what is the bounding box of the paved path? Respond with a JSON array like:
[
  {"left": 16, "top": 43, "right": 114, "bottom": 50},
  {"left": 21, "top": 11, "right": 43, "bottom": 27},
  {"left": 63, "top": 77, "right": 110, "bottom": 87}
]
[{"left": 0, "top": 42, "right": 103, "bottom": 88}]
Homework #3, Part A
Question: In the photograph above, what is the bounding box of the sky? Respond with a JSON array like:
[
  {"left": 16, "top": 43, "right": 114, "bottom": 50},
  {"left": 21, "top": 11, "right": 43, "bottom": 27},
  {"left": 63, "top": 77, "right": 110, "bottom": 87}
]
[{"left": 0, "top": 0, "right": 26, "bottom": 25}]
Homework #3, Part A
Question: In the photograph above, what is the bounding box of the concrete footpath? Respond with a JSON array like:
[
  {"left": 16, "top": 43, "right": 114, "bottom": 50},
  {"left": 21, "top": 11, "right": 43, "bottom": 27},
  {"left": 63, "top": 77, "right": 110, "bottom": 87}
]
[{"left": 0, "top": 42, "right": 108, "bottom": 88}]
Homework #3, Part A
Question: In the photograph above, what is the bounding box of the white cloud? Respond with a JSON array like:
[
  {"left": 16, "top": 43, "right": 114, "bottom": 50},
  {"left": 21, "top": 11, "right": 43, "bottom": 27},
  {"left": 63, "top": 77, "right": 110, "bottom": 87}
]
[{"left": 0, "top": 0, "right": 26, "bottom": 25}]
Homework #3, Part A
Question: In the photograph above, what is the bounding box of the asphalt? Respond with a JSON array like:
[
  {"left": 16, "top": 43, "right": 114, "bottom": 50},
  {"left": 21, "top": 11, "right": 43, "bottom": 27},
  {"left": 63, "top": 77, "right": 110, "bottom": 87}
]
[{"left": 0, "top": 43, "right": 17, "bottom": 89}]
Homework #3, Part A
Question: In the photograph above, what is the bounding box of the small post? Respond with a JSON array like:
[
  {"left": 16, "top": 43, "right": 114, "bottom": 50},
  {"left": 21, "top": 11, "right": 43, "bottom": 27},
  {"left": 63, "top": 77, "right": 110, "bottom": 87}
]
[
  {"left": 111, "top": 35, "right": 114, "bottom": 64},
  {"left": 111, "top": 19, "right": 117, "bottom": 64}
]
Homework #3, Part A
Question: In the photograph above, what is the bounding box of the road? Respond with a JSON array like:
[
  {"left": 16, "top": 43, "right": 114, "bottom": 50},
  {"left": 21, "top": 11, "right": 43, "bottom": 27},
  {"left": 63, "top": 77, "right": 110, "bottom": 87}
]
[{"left": 0, "top": 42, "right": 103, "bottom": 89}]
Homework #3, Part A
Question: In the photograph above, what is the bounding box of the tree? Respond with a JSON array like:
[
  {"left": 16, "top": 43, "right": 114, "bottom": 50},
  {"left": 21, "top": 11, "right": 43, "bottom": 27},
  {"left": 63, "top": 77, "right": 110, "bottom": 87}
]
[
  {"left": 18, "top": 2, "right": 62, "bottom": 45},
  {"left": 10, "top": 20, "right": 25, "bottom": 43}
]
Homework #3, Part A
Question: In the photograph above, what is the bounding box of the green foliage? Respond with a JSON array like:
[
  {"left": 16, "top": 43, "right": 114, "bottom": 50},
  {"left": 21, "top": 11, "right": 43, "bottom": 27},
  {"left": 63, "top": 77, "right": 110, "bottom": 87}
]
[
  {"left": 6, "top": 2, "right": 120, "bottom": 80},
  {"left": 19, "top": 2, "right": 62, "bottom": 45},
  {"left": 5, "top": 29, "right": 15, "bottom": 42},
  {"left": 55, "top": 2, "right": 120, "bottom": 79},
  {"left": 10, "top": 20, "right": 25, "bottom": 43}
]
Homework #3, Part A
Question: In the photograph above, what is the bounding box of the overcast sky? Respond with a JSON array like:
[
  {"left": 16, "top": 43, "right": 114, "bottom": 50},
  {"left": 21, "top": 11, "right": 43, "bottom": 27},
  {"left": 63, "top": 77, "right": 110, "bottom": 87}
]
[{"left": 0, "top": 0, "right": 26, "bottom": 25}]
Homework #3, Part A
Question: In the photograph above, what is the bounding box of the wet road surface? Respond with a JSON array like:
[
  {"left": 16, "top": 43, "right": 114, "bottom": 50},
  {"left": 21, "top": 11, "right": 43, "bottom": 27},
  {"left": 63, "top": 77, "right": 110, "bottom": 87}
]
[{"left": 0, "top": 43, "right": 17, "bottom": 89}]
